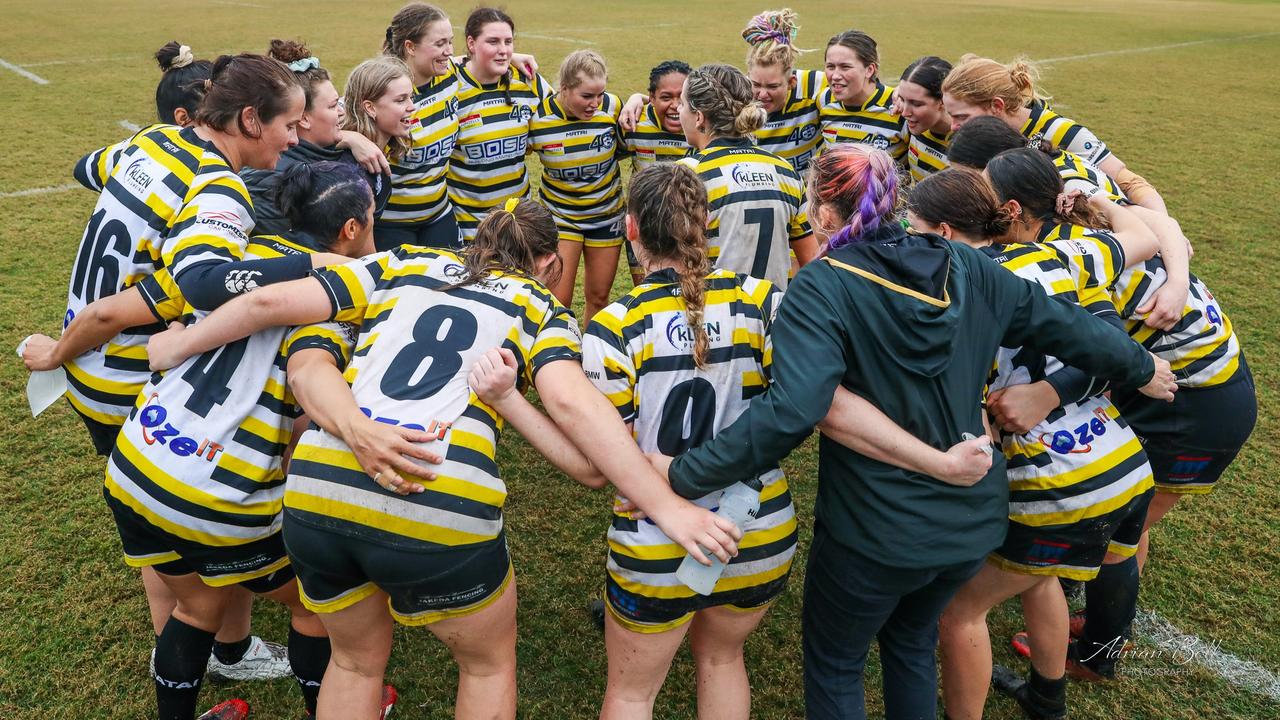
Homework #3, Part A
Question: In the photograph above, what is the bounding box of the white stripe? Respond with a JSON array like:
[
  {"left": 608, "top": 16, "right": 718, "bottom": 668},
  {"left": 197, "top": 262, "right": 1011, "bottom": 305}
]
[
  {"left": 1037, "top": 32, "right": 1280, "bottom": 64},
  {"left": 19, "top": 54, "right": 138, "bottom": 68},
  {"left": 119, "top": 120, "right": 141, "bottom": 133},
  {"left": 0, "top": 183, "right": 80, "bottom": 199},
  {"left": 1135, "top": 610, "right": 1280, "bottom": 700},
  {"left": 1009, "top": 462, "right": 1149, "bottom": 518},
  {"left": 521, "top": 33, "right": 596, "bottom": 45},
  {"left": 0, "top": 58, "right": 49, "bottom": 85}
]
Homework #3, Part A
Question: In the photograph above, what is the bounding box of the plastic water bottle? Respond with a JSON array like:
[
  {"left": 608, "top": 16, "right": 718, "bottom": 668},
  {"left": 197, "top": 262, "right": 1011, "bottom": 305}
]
[{"left": 676, "top": 479, "right": 762, "bottom": 596}]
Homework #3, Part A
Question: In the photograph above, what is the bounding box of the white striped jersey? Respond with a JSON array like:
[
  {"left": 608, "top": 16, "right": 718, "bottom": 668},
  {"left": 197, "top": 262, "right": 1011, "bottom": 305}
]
[
  {"left": 622, "top": 104, "right": 690, "bottom": 169},
  {"left": 983, "top": 242, "right": 1152, "bottom": 529},
  {"left": 1054, "top": 150, "right": 1126, "bottom": 204},
  {"left": 64, "top": 124, "right": 213, "bottom": 426},
  {"left": 528, "top": 92, "right": 625, "bottom": 221},
  {"left": 447, "top": 64, "right": 553, "bottom": 241},
  {"left": 583, "top": 268, "right": 796, "bottom": 600},
  {"left": 103, "top": 236, "right": 352, "bottom": 567},
  {"left": 1112, "top": 261, "right": 1241, "bottom": 388},
  {"left": 286, "top": 247, "right": 581, "bottom": 551},
  {"left": 688, "top": 137, "right": 810, "bottom": 289},
  {"left": 1037, "top": 223, "right": 1128, "bottom": 318},
  {"left": 755, "top": 69, "right": 826, "bottom": 174},
  {"left": 383, "top": 63, "right": 461, "bottom": 226},
  {"left": 818, "top": 82, "right": 909, "bottom": 163},
  {"left": 907, "top": 129, "right": 950, "bottom": 183},
  {"left": 1022, "top": 100, "right": 1110, "bottom": 167}
]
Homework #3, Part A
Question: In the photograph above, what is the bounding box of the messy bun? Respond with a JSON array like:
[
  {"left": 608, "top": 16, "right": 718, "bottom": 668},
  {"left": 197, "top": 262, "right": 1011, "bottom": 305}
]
[
  {"left": 942, "top": 54, "right": 1047, "bottom": 113},
  {"left": 743, "top": 8, "right": 809, "bottom": 73},
  {"left": 153, "top": 41, "right": 212, "bottom": 124},
  {"left": 267, "top": 38, "right": 330, "bottom": 110}
]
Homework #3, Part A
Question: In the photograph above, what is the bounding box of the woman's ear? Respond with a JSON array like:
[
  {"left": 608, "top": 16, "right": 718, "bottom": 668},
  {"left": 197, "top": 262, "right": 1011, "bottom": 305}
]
[
  {"left": 172, "top": 107, "right": 192, "bottom": 127},
  {"left": 298, "top": 111, "right": 314, "bottom": 132},
  {"left": 937, "top": 222, "right": 953, "bottom": 240},
  {"left": 815, "top": 202, "right": 842, "bottom": 237},
  {"left": 363, "top": 99, "right": 377, "bottom": 121},
  {"left": 240, "top": 106, "right": 262, "bottom": 138},
  {"left": 991, "top": 97, "right": 1007, "bottom": 116},
  {"left": 624, "top": 213, "right": 639, "bottom": 242}
]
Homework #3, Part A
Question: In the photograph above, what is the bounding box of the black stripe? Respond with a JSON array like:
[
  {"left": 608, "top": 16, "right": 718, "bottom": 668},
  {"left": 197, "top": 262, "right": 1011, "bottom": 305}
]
[
  {"left": 64, "top": 370, "right": 137, "bottom": 407},
  {"left": 211, "top": 463, "right": 286, "bottom": 496},
  {"left": 708, "top": 189, "right": 799, "bottom": 212},
  {"left": 287, "top": 459, "right": 502, "bottom": 522},
  {"left": 110, "top": 445, "right": 276, "bottom": 528},
  {"left": 231, "top": 426, "right": 287, "bottom": 458},
  {"left": 105, "top": 181, "right": 170, "bottom": 234},
  {"left": 284, "top": 507, "right": 495, "bottom": 553},
  {"left": 1009, "top": 447, "right": 1149, "bottom": 506},
  {"left": 608, "top": 525, "right": 797, "bottom": 574}
]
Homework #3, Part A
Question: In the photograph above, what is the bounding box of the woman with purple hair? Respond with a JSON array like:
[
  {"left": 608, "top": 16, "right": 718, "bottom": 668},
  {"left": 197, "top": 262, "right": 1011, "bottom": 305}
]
[{"left": 650, "top": 144, "right": 1164, "bottom": 719}]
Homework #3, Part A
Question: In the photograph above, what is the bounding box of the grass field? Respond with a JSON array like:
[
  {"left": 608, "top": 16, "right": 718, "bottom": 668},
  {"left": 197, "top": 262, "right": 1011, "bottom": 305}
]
[{"left": 2, "top": 0, "right": 1279, "bottom": 717}]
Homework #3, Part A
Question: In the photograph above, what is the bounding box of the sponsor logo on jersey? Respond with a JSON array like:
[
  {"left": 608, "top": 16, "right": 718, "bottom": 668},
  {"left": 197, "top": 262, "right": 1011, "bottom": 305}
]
[
  {"left": 729, "top": 166, "right": 775, "bottom": 190},
  {"left": 224, "top": 270, "right": 262, "bottom": 294},
  {"left": 137, "top": 394, "right": 226, "bottom": 462},
  {"left": 509, "top": 104, "right": 534, "bottom": 122},
  {"left": 123, "top": 158, "right": 154, "bottom": 193},
  {"left": 460, "top": 112, "right": 483, "bottom": 129},
  {"left": 195, "top": 211, "right": 248, "bottom": 241},
  {"left": 665, "top": 314, "right": 722, "bottom": 350},
  {"left": 442, "top": 262, "right": 467, "bottom": 279},
  {"left": 544, "top": 142, "right": 565, "bottom": 155}
]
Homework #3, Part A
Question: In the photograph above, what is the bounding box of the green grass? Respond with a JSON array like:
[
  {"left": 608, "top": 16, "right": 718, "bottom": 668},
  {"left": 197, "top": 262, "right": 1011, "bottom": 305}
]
[{"left": 1, "top": 0, "right": 1278, "bottom": 717}]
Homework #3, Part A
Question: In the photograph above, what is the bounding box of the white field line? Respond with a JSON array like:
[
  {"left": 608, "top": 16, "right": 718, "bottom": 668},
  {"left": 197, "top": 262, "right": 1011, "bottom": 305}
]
[
  {"left": 209, "top": 0, "right": 265, "bottom": 7},
  {"left": 1134, "top": 609, "right": 1280, "bottom": 701},
  {"left": 521, "top": 33, "right": 596, "bottom": 45},
  {"left": 119, "top": 120, "right": 141, "bottom": 132},
  {"left": 0, "top": 58, "right": 49, "bottom": 85},
  {"left": 20, "top": 54, "right": 139, "bottom": 68},
  {"left": 1038, "top": 31, "right": 1280, "bottom": 64},
  {"left": 0, "top": 184, "right": 81, "bottom": 200}
]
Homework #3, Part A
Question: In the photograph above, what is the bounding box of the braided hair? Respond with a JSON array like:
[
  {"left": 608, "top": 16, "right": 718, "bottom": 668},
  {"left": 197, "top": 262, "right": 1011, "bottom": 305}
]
[
  {"left": 683, "top": 63, "right": 766, "bottom": 138},
  {"left": 807, "top": 144, "right": 900, "bottom": 252}
]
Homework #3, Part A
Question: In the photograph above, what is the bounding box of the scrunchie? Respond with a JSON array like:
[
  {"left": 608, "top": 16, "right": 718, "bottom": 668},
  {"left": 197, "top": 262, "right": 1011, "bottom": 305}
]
[
  {"left": 288, "top": 57, "right": 320, "bottom": 73},
  {"left": 503, "top": 197, "right": 520, "bottom": 213},
  {"left": 172, "top": 45, "right": 194, "bottom": 69},
  {"left": 1055, "top": 189, "right": 1085, "bottom": 217}
]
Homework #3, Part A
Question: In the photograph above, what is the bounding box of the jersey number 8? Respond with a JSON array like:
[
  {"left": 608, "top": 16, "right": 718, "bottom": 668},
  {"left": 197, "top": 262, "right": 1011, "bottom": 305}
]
[{"left": 381, "top": 305, "right": 480, "bottom": 400}]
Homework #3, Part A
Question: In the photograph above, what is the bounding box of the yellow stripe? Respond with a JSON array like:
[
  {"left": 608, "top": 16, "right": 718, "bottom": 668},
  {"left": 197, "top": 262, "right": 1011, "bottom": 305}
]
[
  {"left": 116, "top": 437, "right": 280, "bottom": 516},
  {"left": 283, "top": 489, "right": 496, "bottom": 546},
  {"left": 987, "top": 553, "right": 1100, "bottom": 582},
  {"left": 300, "top": 580, "right": 381, "bottom": 615},
  {"left": 1010, "top": 475, "right": 1153, "bottom": 526}
]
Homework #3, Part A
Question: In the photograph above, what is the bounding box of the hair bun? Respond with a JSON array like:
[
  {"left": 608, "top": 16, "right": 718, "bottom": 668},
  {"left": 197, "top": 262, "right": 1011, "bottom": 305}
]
[
  {"left": 155, "top": 41, "right": 194, "bottom": 72},
  {"left": 268, "top": 38, "right": 312, "bottom": 64},
  {"left": 733, "top": 101, "right": 767, "bottom": 135}
]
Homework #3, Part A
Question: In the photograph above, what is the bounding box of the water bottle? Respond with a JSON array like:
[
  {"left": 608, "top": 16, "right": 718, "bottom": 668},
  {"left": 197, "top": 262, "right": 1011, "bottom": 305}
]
[{"left": 676, "top": 479, "right": 762, "bottom": 596}]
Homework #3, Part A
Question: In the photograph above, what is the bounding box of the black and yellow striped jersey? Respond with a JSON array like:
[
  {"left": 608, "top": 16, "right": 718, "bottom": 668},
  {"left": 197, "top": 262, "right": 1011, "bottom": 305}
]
[
  {"left": 755, "top": 69, "right": 826, "bottom": 174},
  {"left": 818, "top": 81, "right": 909, "bottom": 163},
  {"left": 687, "top": 137, "right": 810, "bottom": 289},
  {"left": 1036, "top": 223, "right": 1127, "bottom": 317},
  {"left": 446, "top": 64, "right": 553, "bottom": 241},
  {"left": 907, "top": 129, "right": 950, "bottom": 183},
  {"left": 528, "top": 92, "right": 625, "bottom": 221},
  {"left": 983, "top": 242, "right": 1152, "bottom": 539},
  {"left": 1022, "top": 100, "right": 1110, "bottom": 167},
  {"left": 383, "top": 63, "right": 461, "bottom": 226},
  {"left": 1054, "top": 150, "right": 1127, "bottom": 204},
  {"left": 286, "top": 247, "right": 581, "bottom": 551},
  {"left": 583, "top": 268, "right": 796, "bottom": 600},
  {"left": 103, "top": 236, "right": 351, "bottom": 577},
  {"left": 1113, "top": 262, "right": 1241, "bottom": 388},
  {"left": 64, "top": 124, "right": 215, "bottom": 426},
  {"left": 622, "top": 103, "right": 690, "bottom": 169}
]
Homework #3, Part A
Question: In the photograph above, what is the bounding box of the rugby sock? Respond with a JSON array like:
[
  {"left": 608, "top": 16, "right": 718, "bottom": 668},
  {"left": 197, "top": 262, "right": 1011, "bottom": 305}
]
[
  {"left": 1021, "top": 667, "right": 1066, "bottom": 718},
  {"left": 154, "top": 616, "right": 216, "bottom": 720},
  {"left": 212, "top": 635, "right": 252, "bottom": 665},
  {"left": 288, "top": 626, "right": 331, "bottom": 715},
  {"left": 1081, "top": 556, "right": 1140, "bottom": 674}
]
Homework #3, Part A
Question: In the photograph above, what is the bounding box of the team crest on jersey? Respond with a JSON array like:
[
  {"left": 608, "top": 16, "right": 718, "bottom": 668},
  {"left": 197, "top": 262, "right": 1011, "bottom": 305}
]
[
  {"left": 866, "top": 135, "right": 891, "bottom": 151},
  {"left": 446, "top": 96, "right": 459, "bottom": 119},
  {"left": 509, "top": 104, "right": 534, "bottom": 122},
  {"left": 729, "top": 165, "right": 775, "bottom": 190},
  {"left": 123, "top": 158, "right": 154, "bottom": 193},
  {"left": 788, "top": 125, "right": 818, "bottom": 142},
  {"left": 665, "top": 314, "right": 722, "bottom": 351}
]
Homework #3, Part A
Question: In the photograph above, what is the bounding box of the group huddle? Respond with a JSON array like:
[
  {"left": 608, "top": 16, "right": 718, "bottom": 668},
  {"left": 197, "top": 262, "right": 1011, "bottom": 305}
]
[{"left": 18, "top": 3, "right": 1259, "bottom": 720}]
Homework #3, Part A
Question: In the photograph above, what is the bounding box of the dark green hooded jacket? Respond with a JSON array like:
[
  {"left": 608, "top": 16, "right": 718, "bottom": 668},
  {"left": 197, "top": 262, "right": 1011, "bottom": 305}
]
[{"left": 668, "top": 225, "right": 1155, "bottom": 568}]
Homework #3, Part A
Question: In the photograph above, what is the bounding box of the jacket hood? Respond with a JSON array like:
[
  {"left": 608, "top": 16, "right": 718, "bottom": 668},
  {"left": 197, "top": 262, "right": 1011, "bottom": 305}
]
[{"left": 823, "top": 224, "right": 964, "bottom": 377}]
